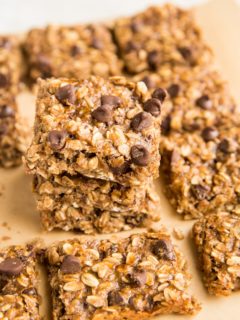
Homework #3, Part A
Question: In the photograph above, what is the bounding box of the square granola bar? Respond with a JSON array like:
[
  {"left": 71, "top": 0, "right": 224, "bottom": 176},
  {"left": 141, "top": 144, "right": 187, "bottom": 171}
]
[
  {"left": 45, "top": 232, "right": 200, "bottom": 319},
  {"left": 114, "top": 4, "right": 213, "bottom": 74},
  {"left": 0, "top": 244, "right": 40, "bottom": 319},
  {"left": 24, "top": 24, "right": 122, "bottom": 84},
  {"left": 25, "top": 76, "right": 163, "bottom": 186},
  {"left": 193, "top": 212, "right": 240, "bottom": 296}
]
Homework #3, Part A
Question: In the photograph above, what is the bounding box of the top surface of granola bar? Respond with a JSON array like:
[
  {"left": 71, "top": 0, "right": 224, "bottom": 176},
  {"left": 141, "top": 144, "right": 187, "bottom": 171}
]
[
  {"left": 114, "top": 4, "right": 213, "bottom": 74},
  {"left": 25, "top": 76, "right": 162, "bottom": 185}
]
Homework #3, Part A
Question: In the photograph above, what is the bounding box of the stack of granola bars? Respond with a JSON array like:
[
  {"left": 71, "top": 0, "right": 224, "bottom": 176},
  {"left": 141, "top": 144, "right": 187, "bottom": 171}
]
[{"left": 24, "top": 76, "right": 164, "bottom": 233}]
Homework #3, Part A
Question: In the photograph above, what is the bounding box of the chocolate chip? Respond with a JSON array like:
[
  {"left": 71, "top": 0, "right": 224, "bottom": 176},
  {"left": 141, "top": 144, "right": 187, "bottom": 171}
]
[
  {"left": 148, "top": 50, "right": 160, "bottom": 70},
  {"left": 131, "top": 20, "right": 142, "bottom": 33},
  {"left": 167, "top": 84, "right": 180, "bottom": 98},
  {"left": 101, "top": 95, "right": 121, "bottom": 108},
  {"left": 191, "top": 184, "right": 209, "bottom": 200},
  {"left": 0, "top": 38, "right": 11, "bottom": 49},
  {"left": 55, "top": 84, "right": 76, "bottom": 106},
  {"left": 178, "top": 46, "right": 192, "bottom": 61},
  {"left": 151, "top": 239, "right": 176, "bottom": 261},
  {"left": 161, "top": 115, "right": 171, "bottom": 135},
  {"left": 129, "top": 269, "right": 146, "bottom": 287},
  {"left": 201, "top": 127, "right": 219, "bottom": 142},
  {"left": 36, "top": 54, "right": 52, "bottom": 77},
  {"left": 141, "top": 76, "right": 156, "bottom": 89},
  {"left": 22, "top": 287, "right": 38, "bottom": 295},
  {"left": 131, "top": 112, "right": 152, "bottom": 132},
  {"left": 71, "top": 45, "right": 82, "bottom": 56},
  {"left": 0, "top": 105, "right": 15, "bottom": 118},
  {"left": 108, "top": 291, "right": 124, "bottom": 306},
  {"left": 218, "top": 139, "right": 230, "bottom": 153},
  {"left": 196, "top": 95, "right": 212, "bottom": 110},
  {"left": 125, "top": 41, "right": 140, "bottom": 53},
  {"left": 109, "top": 161, "right": 130, "bottom": 175},
  {"left": 0, "top": 258, "right": 24, "bottom": 276},
  {"left": 130, "top": 145, "right": 150, "bottom": 167},
  {"left": 0, "top": 124, "right": 8, "bottom": 136},
  {"left": 60, "top": 255, "right": 81, "bottom": 274},
  {"left": 92, "top": 106, "right": 113, "bottom": 123},
  {"left": 0, "top": 73, "right": 9, "bottom": 88},
  {"left": 143, "top": 98, "right": 161, "bottom": 117},
  {"left": 48, "top": 130, "right": 67, "bottom": 150},
  {"left": 91, "top": 37, "right": 103, "bottom": 49},
  {"left": 152, "top": 88, "right": 167, "bottom": 102}
]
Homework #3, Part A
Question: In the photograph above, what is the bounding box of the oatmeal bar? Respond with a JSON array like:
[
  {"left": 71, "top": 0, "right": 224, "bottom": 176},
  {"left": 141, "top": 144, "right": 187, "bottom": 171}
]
[
  {"left": 33, "top": 173, "right": 152, "bottom": 213},
  {"left": 0, "top": 244, "right": 40, "bottom": 319},
  {"left": 35, "top": 187, "right": 160, "bottom": 233},
  {"left": 193, "top": 212, "right": 240, "bottom": 296},
  {"left": 45, "top": 232, "right": 200, "bottom": 319},
  {"left": 132, "top": 65, "right": 240, "bottom": 219},
  {"left": 25, "top": 76, "right": 163, "bottom": 186},
  {"left": 114, "top": 4, "right": 213, "bottom": 74},
  {"left": 0, "top": 96, "right": 29, "bottom": 167},
  {"left": 24, "top": 24, "right": 122, "bottom": 84},
  {"left": 0, "top": 35, "right": 23, "bottom": 94}
]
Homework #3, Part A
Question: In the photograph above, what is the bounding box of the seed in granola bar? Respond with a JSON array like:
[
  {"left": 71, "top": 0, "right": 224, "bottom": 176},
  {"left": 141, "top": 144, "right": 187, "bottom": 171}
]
[
  {"left": 152, "top": 88, "right": 167, "bottom": 102},
  {"left": 91, "top": 37, "right": 104, "bottom": 50},
  {"left": 151, "top": 239, "right": 176, "bottom": 261},
  {"left": 131, "top": 112, "right": 152, "bottom": 132},
  {"left": 60, "top": 255, "right": 81, "bottom": 274},
  {"left": 101, "top": 95, "right": 121, "bottom": 108},
  {"left": 0, "top": 73, "right": 9, "bottom": 88},
  {"left": 129, "top": 269, "right": 146, "bottom": 287},
  {"left": 0, "top": 258, "right": 24, "bottom": 276},
  {"left": 218, "top": 139, "right": 230, "bottom": 153},
  {"left": 130, "top": 145, "right": 150, "bottom": 166},
  {"left": 148, "top": 50, "right": 160, "bottom": 70},
  {"left": 125, "top": 41, "right": 140, "bottom": 53},
  {"left": 202, "top": 126, "right": 219, "bottom": 142},
  {"left": 141, "top": 76, "right": 156, "bottom": 89},
  {"left": 71, "top": 45, "right": 82, "bottom": 56},
  {"left": 55, "top": 84, "right": 76, "bottom": 106},
  {"left": 178, "top": 46, "right": 192, "bottom": 61},
  {"left": 36, "top": 54, "right": 52, "bottom": 77},
  {"left": 92, "top": 106, "right": 113, "bottom": 123},
  {"left": 161, "top": 115, "right": 171, "bottom": 134},
  {"left": 108, "top": 290, "right": 124, "bottom": 306},
  {"left": 22, "top": 287, "right": 38, "bottom": 295},
  {"left": 48, "top": 130, "right": 67, "bottom": 150},
  {"left": 0, "top": 123, "right": 8, "bottom": 136},
  {"left": 143, "top": 98, "right": 161, "bottom": 117},
  {"left": 0, "top": 105, "right": 15, "bottom": 118},
  {"left": 190, "top": 184, "right": 209, "bottom": 200},
  {"left": 196, "top": 95, "right": 212, "bottom": 110},
  {"left": 171, "top": 150, "right": 180, "bottom": 165},
  {"left": 167, "top": 84, "right": 180, "bottom": 98}
]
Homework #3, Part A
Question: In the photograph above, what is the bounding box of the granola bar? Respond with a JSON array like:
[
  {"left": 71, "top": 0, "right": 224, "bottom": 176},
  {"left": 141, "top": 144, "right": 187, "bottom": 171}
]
[
  {"left": 114, "top": 4, "right": 213, "bottom": 74},
  {"left": 35, "top": 186, "right": 160, "bottom": 233},
  {"left": 23, "top": 24, "right": 122, "bottom": 84},
  {"left": 193, "top": 212, "right": 240, "bottom": 296},
  {"left": 24, "top": 76, "right": 163, "bottom": 186},
  {"left": 0, "top": 96, "right": 29, "bottom": 168},
  {"left": 0, "top": 244, "right": 40, "bottom": 319},
  {"left": 45, "top": 232, "right": 200, "bottom": 319},
  {"left": 33, "top": 173, "right": 152, "bottom": 213},
  {"left": 0, "top": 35, "right": 23, "bottom": 95}
]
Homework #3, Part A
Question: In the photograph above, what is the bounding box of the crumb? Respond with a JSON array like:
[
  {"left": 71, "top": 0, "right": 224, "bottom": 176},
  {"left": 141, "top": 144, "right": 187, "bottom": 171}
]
[
  {"left": 173, "top": 227, "right": 185, "bottom": 240},
  {"left": 1, "top": 236, "right": 11, "bottom": 241}
]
